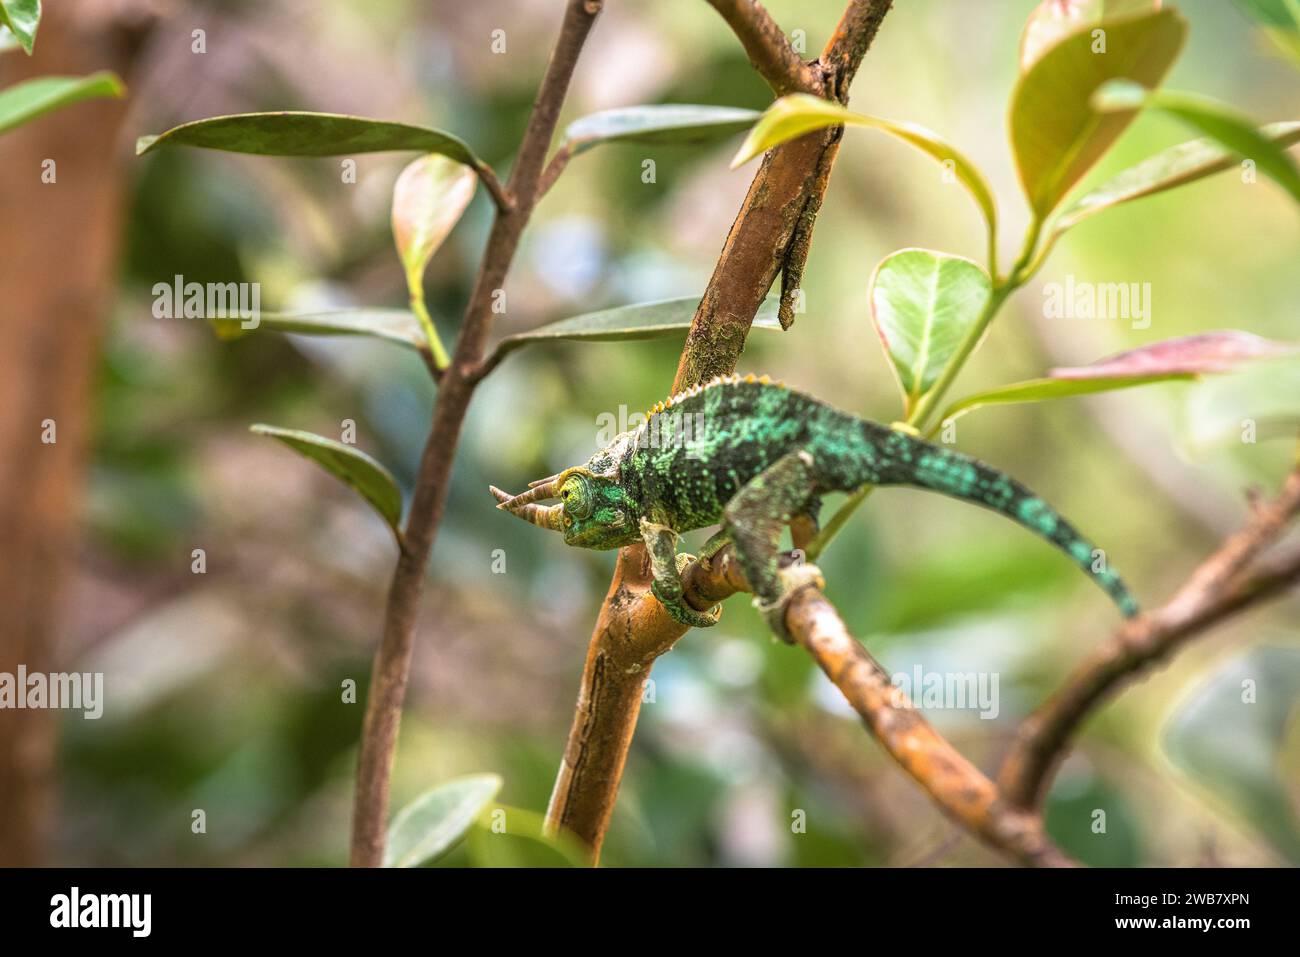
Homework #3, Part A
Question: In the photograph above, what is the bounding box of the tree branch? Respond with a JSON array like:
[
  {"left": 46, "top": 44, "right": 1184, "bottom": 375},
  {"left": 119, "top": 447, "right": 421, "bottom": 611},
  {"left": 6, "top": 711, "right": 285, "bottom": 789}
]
[
  {"left": 673, "top": 0, "right": 892, "bottom": 384},
  {"left": 349, "top": 0, "right": 603, "bottom": 868},
  {"left": 822, "top": 0, "right": 895, "bottom": 100},
  {"left": 785, "top": 587, "right": 1075, "bottom": 867},
  {"left": 998, "top": 466, "right": 1300, "bottom": 811},
  {"left": 536, "top": 143, "right": 574, "bottom": 201},
  {"left": 705, "top": 0, "right": 822, "bottom": 96},
  {"left": 472, "top": 160, "right": 515, "bottom": 213},
  {"left": 549, "top": 541, "right": 1074, "bottom": 866}
]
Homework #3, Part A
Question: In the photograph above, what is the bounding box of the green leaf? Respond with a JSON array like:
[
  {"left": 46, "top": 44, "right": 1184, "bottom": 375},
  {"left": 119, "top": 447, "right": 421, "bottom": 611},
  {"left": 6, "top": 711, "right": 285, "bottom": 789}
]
[
  {"left": 936, "top": 331, "right": 1293, "bottom": 425},
  {"left": 731, "top": 94, "right": 997, "bottom": 245},
  {"left": 485, "top": 294, "right": 784, "bottom": 368},
  {"left": 869, "top": 249, "right": 992, "bottom": 413},
  {"left": 1234, "top": 0, "right": 1300, "bottom": 28},
  {"left": 392, "top": 153, "right": 477, "bottom": 365},
  {"left": 1163, "top": 646, "right": 1300, "bottom": 863},
  {"left": 210, "top": 308, "right": 427, "bottom": 352},
  {"left": 385, "top": 774, "right": 503, "bottom": 868},
  {"left": 0, "top": 71, "right": 123, "bottom": 136},
  {"left": 393, "top": 154, "right": 477, "bottom": 282},
  {"left": 1010, "top": 7, "right": 1187, "bottom": 218},
  {"left": 561, "top": 104, "right": 759, "bottom": 155},
  {"left": 1044, "top": 770, "right": 1143, "bottom": 867},
  {"left": 0, "top": 0, "right": 39, "bottom": 54},
  {"left": 1181, "top": 354, "right": 1300, "bottom": 451},
  {"left": 1056, "top": 120, "right": 1300, "bottom": 232},
  {"left": 1093, "top": 81, "right": 1300, "bottom": 205},
  {"left": 936, "top": 374, "right": 1191, "bottom": 426},
  {"left": 1236, "top": 0, "right": 1300, "bottom": 66},
  {"left": 465, "top": 803, "right": 590, "bottom": 868},
  {"left": 1019, "top": 1, "right": 1161, "bottom": 72},
  {"left": 249, "top": 424, "right": 403, "bottom": 536},
  {"left": 1263, "top": 24, "right": 1300, "bottom": 66},
  {"left": 136, "top": 112, "right": 482, "bottom": 167}
]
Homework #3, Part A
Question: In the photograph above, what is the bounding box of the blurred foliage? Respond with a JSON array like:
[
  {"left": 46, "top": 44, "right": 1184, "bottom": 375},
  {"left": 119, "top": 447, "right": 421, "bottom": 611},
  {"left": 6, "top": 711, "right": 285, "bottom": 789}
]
[{"left": 58, "top": 0, "right": 1299, "bottom": 867}]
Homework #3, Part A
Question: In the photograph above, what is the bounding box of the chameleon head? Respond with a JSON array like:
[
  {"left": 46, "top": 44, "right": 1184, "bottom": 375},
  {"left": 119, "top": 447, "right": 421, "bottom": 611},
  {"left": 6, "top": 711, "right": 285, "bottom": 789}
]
[{"left": 491, "top": 467, "right": 640, "bottom": 550}]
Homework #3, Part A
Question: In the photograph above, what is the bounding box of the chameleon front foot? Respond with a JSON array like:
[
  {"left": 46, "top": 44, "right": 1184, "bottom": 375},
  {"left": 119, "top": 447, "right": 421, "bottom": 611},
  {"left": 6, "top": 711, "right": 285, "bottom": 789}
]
[
  {"left": 754, "top": 562, "right": 825, "bottom": 644},
  {"left": 650, "top": 552, "right": 722, "bottom": 629}
]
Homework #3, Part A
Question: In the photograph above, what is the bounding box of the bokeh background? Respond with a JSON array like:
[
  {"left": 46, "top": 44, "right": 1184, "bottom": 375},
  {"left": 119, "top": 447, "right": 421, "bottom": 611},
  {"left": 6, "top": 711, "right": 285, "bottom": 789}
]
[{"left": 4, "top": 0, "right": 1298, "bottom": 866}]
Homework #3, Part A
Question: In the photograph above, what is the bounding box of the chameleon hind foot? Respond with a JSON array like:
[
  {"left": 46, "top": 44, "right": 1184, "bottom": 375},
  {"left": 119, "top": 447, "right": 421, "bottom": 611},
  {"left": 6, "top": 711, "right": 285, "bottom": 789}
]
[
  {"left": 651, "top": 552, "right": 722, "bottom": 629},
  {"left": 754, "top": 562, "right": 825, "bottom": 643}
]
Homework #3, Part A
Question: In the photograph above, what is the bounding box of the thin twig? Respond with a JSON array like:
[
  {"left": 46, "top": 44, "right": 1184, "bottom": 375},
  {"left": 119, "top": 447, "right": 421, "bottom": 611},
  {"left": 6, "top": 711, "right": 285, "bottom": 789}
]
[
  {"left": 705, "top": 0, "right": 823, "bottom": 95},
  {"left": 998, "top": 467, "right": 1300, "bottom": 811},
  {"left": 349, "top": 0, "right": 603, "bottom": 868},
  {"left": 536, "top": 143, "right": 574, "bottom": 199},
  {"left": 473, "top": 161, "right": 515, "bottom": 213}
]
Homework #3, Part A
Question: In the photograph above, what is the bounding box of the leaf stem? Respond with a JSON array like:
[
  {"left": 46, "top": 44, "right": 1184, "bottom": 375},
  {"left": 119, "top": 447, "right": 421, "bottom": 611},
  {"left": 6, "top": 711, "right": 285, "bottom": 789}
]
[
  {"left": 986, "top": 221, "right": 999, "bottom": 282},
  {"left": 410, "top": 288, "right": 450, "bottom": 371},
  {"left": 907, "top": 215, "right": 1042, "bottom": 430},
  {"left": 474, "top": 161, "right": 515, "bottom": 212}
]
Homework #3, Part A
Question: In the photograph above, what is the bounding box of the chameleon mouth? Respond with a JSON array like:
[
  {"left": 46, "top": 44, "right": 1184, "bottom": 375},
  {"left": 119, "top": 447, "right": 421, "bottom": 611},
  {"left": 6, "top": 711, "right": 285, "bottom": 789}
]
[{"left": 489, "top": 484, "right": 565, "bottom": 531}]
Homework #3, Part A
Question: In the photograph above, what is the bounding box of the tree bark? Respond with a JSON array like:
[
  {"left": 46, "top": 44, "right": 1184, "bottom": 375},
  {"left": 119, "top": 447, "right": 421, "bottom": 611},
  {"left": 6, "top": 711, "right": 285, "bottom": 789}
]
[{"left": 0, "top": 0, "right": 148, "bottom": 866}]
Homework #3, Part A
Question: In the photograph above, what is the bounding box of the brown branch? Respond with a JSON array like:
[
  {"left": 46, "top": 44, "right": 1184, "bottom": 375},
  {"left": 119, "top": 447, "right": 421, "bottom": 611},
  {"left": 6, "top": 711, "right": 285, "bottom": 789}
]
[
  {"left": 673, "top": 0, "right": 892, "bottom": 384},
  {"left": 544, "top": 1, "right": 893, "bottom": 863},
  {"left": 822, "top": 0, "right": 895, "bottom": 100},
  {"left": 349, "top": 0, "right": 604, "bottom": 868},
  {"left": 705, "top": 0, "right": 822, "bottom": 95},
  {"left": 998, "top": 466, "right": 1300, "bottom": 811},
  {"left": 642, "top": 467, "right": 1300, "bottom": 865},
  {"left": 785, "top": 588, "right": 1074, "bottom": 867},
  {"left": 551, "top": 541, "right": 1074, "bottom": 866},
  {"left": 472, "top": 160, "right": 515, "bottom": 213},
  {"left": 536, "top": 143, "right": 574, "bottom": 201},
  {"left": 694, "top": 551, "right": 1072, "bottom": 865}
]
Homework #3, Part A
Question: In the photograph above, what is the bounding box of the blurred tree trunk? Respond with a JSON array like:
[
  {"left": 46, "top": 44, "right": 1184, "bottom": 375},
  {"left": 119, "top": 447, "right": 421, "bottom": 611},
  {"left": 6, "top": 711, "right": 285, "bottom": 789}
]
[{"left": 0, "top": 0, "right": 151, "bottom": 866}]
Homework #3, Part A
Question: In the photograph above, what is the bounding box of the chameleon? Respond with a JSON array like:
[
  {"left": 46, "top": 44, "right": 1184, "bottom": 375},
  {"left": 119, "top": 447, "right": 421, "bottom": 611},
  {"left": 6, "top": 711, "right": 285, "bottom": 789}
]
[{"left": 491, "top": 374, "right": 1139, "bottom": 639}]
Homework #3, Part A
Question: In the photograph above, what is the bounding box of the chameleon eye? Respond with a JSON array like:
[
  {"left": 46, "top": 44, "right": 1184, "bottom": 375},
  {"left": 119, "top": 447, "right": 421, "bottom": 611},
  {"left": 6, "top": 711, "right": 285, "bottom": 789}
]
[{"left": 561, "top": 476, "right": 594, "bottom": 519}]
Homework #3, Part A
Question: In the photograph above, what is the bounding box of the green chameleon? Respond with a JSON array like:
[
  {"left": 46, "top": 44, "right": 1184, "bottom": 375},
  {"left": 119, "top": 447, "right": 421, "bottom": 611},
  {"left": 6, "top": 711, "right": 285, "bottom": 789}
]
[{"left": 492, "top": 374, "right": 1138, "bottom": 638}]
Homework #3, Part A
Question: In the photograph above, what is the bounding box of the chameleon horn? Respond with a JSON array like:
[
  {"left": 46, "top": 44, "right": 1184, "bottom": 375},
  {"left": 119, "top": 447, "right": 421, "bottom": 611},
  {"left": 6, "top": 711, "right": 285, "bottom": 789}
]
[
  {"left": 517, "top": 502, "right": 564, "bottom": 531},
  {"left": 498, "top": 476, "right": 563, "bottom": 509},
  {"left": 489, "top": 486, "right": 565, "bottom": 531}
]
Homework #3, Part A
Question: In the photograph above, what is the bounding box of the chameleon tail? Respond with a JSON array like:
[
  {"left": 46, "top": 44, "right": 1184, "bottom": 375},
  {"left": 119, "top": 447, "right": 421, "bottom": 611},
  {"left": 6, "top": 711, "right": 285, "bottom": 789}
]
[{"left": 873, "top": 429, "right": 1139, "bottom": 618}]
